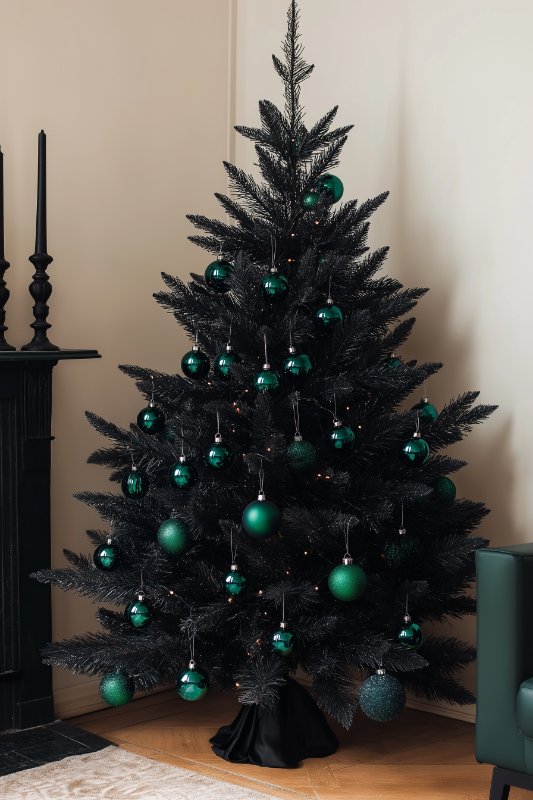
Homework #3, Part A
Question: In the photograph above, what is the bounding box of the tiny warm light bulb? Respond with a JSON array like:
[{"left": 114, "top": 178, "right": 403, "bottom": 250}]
[
  {"left": 258, "top": 590, "right": 263, "bottom": 595},
  {"left": 315, "top": 586, "right": 319, "bottom": 591},
  {"left": 235, "top": 682, "right": 240, "bottom": 687},
  {"left": 304, "top": 550, "right": 308, "bottom": 555}
]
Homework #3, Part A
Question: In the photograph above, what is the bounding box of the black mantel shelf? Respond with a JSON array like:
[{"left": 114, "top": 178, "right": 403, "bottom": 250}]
[{"left": 0, "top": 348, "right": 100, "bottom": 733}]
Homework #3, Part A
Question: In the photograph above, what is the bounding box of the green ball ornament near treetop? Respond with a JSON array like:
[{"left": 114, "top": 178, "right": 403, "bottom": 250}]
[
  {"left": 385, "top": 353, "right": 402, "bottom": 369},
  {"left": 382, "top": 528, "right": 421, "bottom": 568},
  {"left": 359, "top": 668, "right": 406, "bottom": 722},
  {"left": 302, "top": 190, "right": 320, "bottom": 209},
  {"left": 224, "top": 563, "right": 246, "bottom": 596},
  {"left": 401, "top": 432, "right": 430, "bottom": 466},
  {"left": 434, "top": 475, "right": 456, "bottom": 504},
  {"left": 271, "top": 622, "right": 294, "bottom": 656},
  {"left": 242, "top": 491, "right": 281, "bottom": 539},
  {"left": 396, "top": 615, "right": 423, "bottom": 650},
  {"left": 93, "top": 538, "right": 120, "bottom": 571},
  {"left": 137, "top": 402, "right": 165, "bottom": 434},
  {"left": 157, "top": 518, "right": 189, "bottom": 556},
  {"left": 204, "top": 258, "right": 232, "bottom": 293},
  {"left": 121, "top": 466, "right": 149, "bottom": 499},
  {"left": 316, "top": 297, "right": 343, "bottom": 329},
  {"left": 176, "top": 660, "right": 209, "bottom": 702},
  {"left": 262, "top": 268, "right": 289, "bottom": 302},
  {"left": 328, "top": 556, "right": 367, "bottom": 601},
  {"left": 316, "top": 173, "right": 344, "bottom": 203},
  {"left": 328, "top": 419, "right": 355, "bottom": 452},
  {"left": 124, "top": 593, "right": 152, "bottom": 629},
  {"left": 254, "top": 364, "right": 280, "bottom": 393},
  {"left": 204, "top": 433, "right": 232, "bottom": 469},
  {"left": 99, "top": 672, "right": 135, "bottom": 707},
  {"left": 181, "top": 343, "right": 210, "bottom": 380},
  {"left": 170, "top": 457, "right": 197, "bottom": 490},
  {"left": 213, "top": 344, "right": 241, "bottom": 381},
  {"left": 286, "top": 435, "right": 317, "bottom": 471},
  {"left": 413, "top": 396, "right": 439, "bottom": 422}
]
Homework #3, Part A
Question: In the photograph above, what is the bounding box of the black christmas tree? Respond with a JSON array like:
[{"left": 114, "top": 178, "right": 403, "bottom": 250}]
[{"left": 34, "top": 1, "right": 496, "bottom": 769}]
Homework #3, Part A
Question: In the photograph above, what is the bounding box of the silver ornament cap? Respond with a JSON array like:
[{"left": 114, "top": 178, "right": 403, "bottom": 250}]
[
  {"left": 230, "top": 562, "right": 238, "bottom": 572},
  {"left": 342, "top": 555, "right": 353, "bottom": 566},
  {"left": 214, "top": 432, "right": 223, "bottom": 444},
  {"left": 403, "top": 613, "right": 412, "bottom": 624},
  {"left": 179, "top": 454, "right": 187, "bottom": 464},
  {"left": 398, "top": 527, "right": 407, "bottom": 536},
  {"left": 333, "top": 418, "right": 342, "bottom": 428},
  {"left": 376, "top": 667, "right": 386, "bottom": 676},
  {"left": 289, "top": 344, "right": 296, "bottom": 354},
  {"left": 293, "top": 434, "right": 303, "bottom": 442},
  {"left": 137, "top": 592, "right": 145, "bottom": 602},
  {"left": 257, "top": 490, "right": 267, "bottom": 502},
  {"left": 413, "top": 430, "right": 422, "bottom": 439},
  {"left": 280, "top": 620, "right": 288, "bottom": 630},
  {"left": 188, "top": 659, "right": 196, "bottom": 671}
]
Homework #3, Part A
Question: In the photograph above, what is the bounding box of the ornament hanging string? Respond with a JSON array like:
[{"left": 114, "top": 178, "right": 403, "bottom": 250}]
[
  {"left": 180, "top": 427, "right": 185, "bottom": 459},
  {"left": 230, "top": 525, "right": 238, "bottom": 564},
  {"left": 258, "top": 457, "right": 265, "bottom": 494},
  {"left": 405, "top": 592, "right": 410, "bottom": 617},
  {"left": 216, "top": 410, "right": 221, "bottom": 437},
  {"left": 150, "top": 374, "right": 155, "bottom": 405},
  {"left": 281, "top": 592, "right": 286, "bottom": 623},
  {"left": 270, "top": 234, "right": 277, "bottom": 269},
  {"left": 292, "top": 392, "right": 301, "bottom": 437},
  {"left": 328, "top": 276, "right": 333, "bottom": 301},
  {"left": 401, "top": 500, "right": 404, "bottom": 529}
]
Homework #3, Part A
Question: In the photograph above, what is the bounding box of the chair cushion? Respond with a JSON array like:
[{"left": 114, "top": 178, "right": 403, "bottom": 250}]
[{"left": 517, "top": 678, "right": 533, "bottom": 738}]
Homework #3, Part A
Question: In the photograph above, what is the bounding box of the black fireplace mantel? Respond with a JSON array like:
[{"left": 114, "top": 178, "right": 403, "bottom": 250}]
[{"left": 0, "top": 349, "right": 100, "bottom": 732}]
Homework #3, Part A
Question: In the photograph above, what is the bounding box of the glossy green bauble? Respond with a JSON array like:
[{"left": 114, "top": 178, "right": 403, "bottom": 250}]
[
  {"left": 205, "top": 259, "right": 232, "bottom": 293},
  {"left": 124, "top": 597, "right": 152, "bottom": 628},
  {"left": 316, "top": 173, "right": 344, "bottom": 203},
  {"left": 385, "top": 355, "right": 402, "bottom": 369},
  {"left": 434, "top": 476, "right": 456, "bottom": 504},
  {"left": 176, "top": 664, "right": 209, "bottom": 702},
  {"left": 93, "top": 542, "right": 120, "bottom": 571},
  {"left": 315, "top": 303, "right": 343, "bottom": 328},
  {"left": 137, "top": 404, "right": 165, "bottom": 434},
  {"left": 213, "top": 350, "right": 241, "bottom": 381},
  {"left": 271, "top": 628, "right": 294, "bottom": 656},
  {"left": 359, "top": 672, "right": 406, "bottom": 722},
  {"left": 328, "top": 562, "right": 367, "bottom": 601},
  {"left": 383, "top": 534, "right": 421, "bottom": 568},
  {"left": 253, "top": 368, "right": 280, "bottom": 393},
  {"left": 328, "top": 424, "right": 355, "bottom": 452},
  {"left": 413, "top": 398, "right": 439, "bottom": 422},
  {"left": 242, "top": 499, "right": 281, "bottom": 539},
  {"left": 121, "top": 469, "right": 149, "bottom": 499},
  {"left": 224, "top": 569, "right": 246, "bottom": 596},
  {"left": 99, "top": 672, "right": 135, "bottom": 707},
  {"left": 396, "top": 621, "right": 423, "bottom": 650},
  {"left": 157, "top": 519, "right": 189, "bottom": 556},
  {"left": 283, "top": 352, "right": 312, "bottom": 379},
  {"left": 181, "top": 348, "right": 210, "bottom": 380},
  {"left": 400, "top": 436, "right": 430, "bottom": 466},
  {"left": 302, "top": 190, "right": 320, "bottom": 209},
  {"left": 286, "top": 438, "right": 317, "bottom": 471},
  {"left": 262, "top": 271, "right": 289, "bottom": 302},
  {"left": 169, "top": 461, "right": 197, "bottom": 490},
  {"left": 204, "top": 442, "right": 232, "bottom": 470}
]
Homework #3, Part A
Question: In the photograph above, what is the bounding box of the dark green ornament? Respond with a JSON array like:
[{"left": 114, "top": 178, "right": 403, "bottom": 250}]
[
  {"left": 302, "top": 190, "right": 320, "bottom": 210},
  {"left": 176, "top": 660, "right": 209, "bottom": 701},
  {"left": 434, "top": 475, "right": 456, "bottom": 504},
  {"left": 383, "top": 529, "right": 421, "bottom": 568},
  {"left": 359, "top": 669, "right": 406, "bottom": 722},
  {"left": 205, "top": 435, "right": 232, "bottom": 469},
  {"left": 316, "top": 299, "right": 343, "bottom": 328},
  {"left": 224, "top": 564, "right": 246, "bottom": 596},
  {"left": 164, "top": 425, "right": 176, "bottom": 442},
  {"left": 413, "top": 397, "right": 438, "bottom": 422},
  {"left": 157, "top": 519, "right": 189, "bottom": 556},
  {"left": 401, "top": 433, "right": 430, "bottom": 465},
  {"left": 242, "top": 494, "right": 281, "bottom": 539},
  {"left": 328, "top": 557, "right": 367, "bottom": 601},
  {"left": 121, "top": 467, "right": 149, "bottom": 499},
  {"left": 328, "top": 419, "right": 355, "bottom": 452},
  {"left": 213, "top": 344, "right": 240, "bottom": 381},
  {"left": 137, "top": 403, "right": 165, "bottom": 434},
  {"left": 170, "top": 458, "right": 197, "bottom": 490},
  {"left": 262, "top": 269, "right": 289, "bottom": 302},
  {"left": 271, "top": 623, "right": 294, "bottom": 656},
  {"left": 93, "top": 539, "right": 120, "bottom": 571},
  {"left": 396, "top": 616, "right": 423, "bottom": 650},
  {"left": 385, "top": 354, "right": 402, "bottom": 369},
  {"left": 316, "top": 173, "right": 344, "bottom": 203},
  {"left": 99, "top": 672, "right": 135, "bottom": 707},
  {"left": 125, "top": 594, "right": 152, "bottom": 628},
  {"left": 181, "top": 344, "right": 210, "bottom": 380},
  {"left": 253, "top": 366, "right": 280, "bottom": 393},
  {"left": 286, "top": 436, "right": 317, "bottom": 471},
  {"left": 283, "top": 349, "right": 312, "bottom": 379},
  {"left": 205, "top": 259, "right": 232, "bottom": 293}
]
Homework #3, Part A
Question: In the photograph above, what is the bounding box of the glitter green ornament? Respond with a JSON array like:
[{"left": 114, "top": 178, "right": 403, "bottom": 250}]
[
  {"left": 359, "top": 668, "right": 406, "bottom": 722},
  {"left": 204, "top": 257, "right": 232, "bottom": 293},
  {"left": 93, "top": 538, "right": 120, "bottom": 571},
  {"left": 316, "top": 173, "right": 344, "bottom": 203},
  {"left": 176, "top": 660, "right": 209, "bottom": 702},
  {"left": 99, "top": 672, "right": 135, "bottom": 707},
  {"left": 287, "top": 435, "right": 317, "bottom": 471},
  {"left": 413, "top": 396, "right": 438, "bottom": 422},
  {"left": 124, "top": 593, "right": 152, "bottom": 629},
  {"left": 302, "top": 190, "right": 320, "bottom": 209},
  {"left": 328, "top": 556, "right": 367, "bottom": 602},
  {"left": 121, "top": 465, "right": 149, "bottom": 499},
  {"left": 434, "top": 476, "right": 456, "bottom": 504},
  {"left": 383, "top": 526, "right": 421, "bottom": 568},
  {"left": 157, "top": 518, "right": 189, "bottom": 556}
]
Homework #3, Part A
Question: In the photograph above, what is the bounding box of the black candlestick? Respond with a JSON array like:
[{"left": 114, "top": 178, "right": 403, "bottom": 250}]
[
  {"left": 22, "top": 131, "right": 59, "bottom": 352},
  {"left": 0, "top": 147, "right": 15, "bottom": 351}
]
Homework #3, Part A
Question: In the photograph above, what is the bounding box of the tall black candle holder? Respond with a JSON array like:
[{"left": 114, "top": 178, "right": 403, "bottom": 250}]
[
  {"left": 0, "top": 255, "right": 15, "bottom": 351},
  {"left": 21, "top": 250, "right": 59, "bottom": 352}
]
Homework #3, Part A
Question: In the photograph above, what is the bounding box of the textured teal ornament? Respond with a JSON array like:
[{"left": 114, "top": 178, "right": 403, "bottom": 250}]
[
  {"left": 383, "top": 530, "right": 421, "bottom": 568},
  {"left": 302, "top": 190, "right": 320, "bottom": 209},
  {"left": 396, "top": 617, "right": 423, "bottom": 650},
  {"left": 283, "top": 350, "right": 312, "bottom": 379},
  {"left": 271, "top": 625, "right": 294, "bottom": 656},
  {"left": 205, "top": 259, "right": 232, "bottom": 293},
  {"left": 99, "top": 672, "right": 135, "bottom": 707},
  {"left": 137, "top": 403, "right": 165, "bottom": 434},
  {"left": 224, "top": 564, "right": 246, "bottom": 596},
  {"left": 359, "top": 669, "right": 406, "bottom": 722},
  {"left": 176, "top": 660, "right": 209, "bottom": 702},
  {"left": 93, "top": 540, "right": 120, "bottom": 571},
  {"left": 157, "top": 519, "right": 189, "bottom": 556},
  {"left": 286, "top": 436, "right": 317, "bottom": 471},
  {"left": 181, "top": 345, "right": 210, "bottom": 379},
  {"left": 253, "top": 367, "right": 280, "bottom": 393},
  {"left": 401, "top": 434, "right": 430, "bottom": 465},
  {"left": 170, "top": 459, "right": 197, "bottom": 490},
  {"left": 434, "top": 476, "right": 456, "bottom": 504},
  {"left": 413, "top": 397, "right": 438, "bottom": 422},
  {"left": 125, "top": 594, "right": 152, "bottom": 628},
  {"left": 204, "top": 436, "right": 232, "bottom": 469},
  {"left": 213, "top": 345, "right": 240, "bottom": 381},
  {"left": 328, "top": 557, "right": 367, "bottom": 601},
  {"left": 121, "top": 467, "right": 149, "bottom": 499},
  {"left": 242, "top": 495, "right": 281, "bottom": 539},
  {"left": 328, "top": 421, "right": 355, "bottom": 452},
  {"left": 316, "top": 301, "right": 343, "bottom": 328},
  {"left": 385, "top": 354, "right": 402, "bottom": 369},
  {"left": 316, "top": 173, "right": 344, "bottom": 203},
  {"left": 262, "top": 270, "right": 289, "bottom": 302}
]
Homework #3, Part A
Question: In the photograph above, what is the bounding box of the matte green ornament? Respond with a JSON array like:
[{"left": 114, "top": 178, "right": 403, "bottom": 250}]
[
  {"left": 213, "top": 345, "right": 240, "bottom": 381},
  {"left": 205, "top": 435, "right": 232, "bottom": 469},
  {"left": 205, "top": 259, "right": 232, "bottom": 293},
  {"left": 170, "top": 458, "right": 197, "bottom": 490},
  {"left": 283, "top": 350, "right": 312, "bottom": 379},
  {"left": 253, "top": 366, "right": 280, "bottom": 393},
  {"left": 302, "top": 190, "right": 320, "bottom": 209},
  {"left": 328, "top": 420, "right": 355, "bottom": 452},
  {"left": 396, "top": 616, "right": 423, "bottom": 650},
  {"left": 242, "top": 494, "right": 281, "bottom": 539},
  {"left": 176, "top": 660, "right": 209, "bottom": 701},
  {"left": 121, "top": 467, "right": 149, "bottom": 499},
  {"left": 383, "top": 529, "right": 421, "bottom": 568},
  {"left": 124, "top": 594, "right": 152, "bottom": 628},
  {"left": 359, "top": 669, "right": 406, "bottom": 722},
  {"left": 262, "top": 269, "right": 289, "bottom": 302},
  {"left": 316, "top": 173, "right": 344, "bottom": 203},
  {"left": 93, "top": 539, "right": 120, "bottom": 571},
  {"left": 99, "top": 672, "right": 135, "bottom": 707},
  {"left": 434, "top": 475, "right": 456, "bottom": 504},
  {"left": 271, "top": 623, "right": 294, "bottom": 656},
  {"left": 401, "top": 434, "right": 430, "bottom": 465},
  {"left": 385, "top": 354, "right": 402, "bottom": 368},
  {"left": 286, "top": 436, "right": 317, "bottom": 471},
  {"left": 413, "top": 397, "right": 438, "bottom": 422},
  {"left": 181, "top": 345, "right": 210, "bottom": 379},
  {"left": 224, "top": 564, "right": 246, "bottom": 596},
  {"left": 137, "top": 403, "right": 165, "bottom": 434},
  {"left": 316, "top": 300, "right": 343, "bottom": 328},
  {"left": 157, "top": 519, "right": 189, "bottom": 556},
  {"left": 328, "top": 557, "right": 367, "bottom": 601}
]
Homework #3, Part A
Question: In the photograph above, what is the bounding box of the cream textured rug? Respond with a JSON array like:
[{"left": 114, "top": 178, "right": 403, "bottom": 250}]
[{"left": 0, "top": 745, "right": 281, "bottom": 799}]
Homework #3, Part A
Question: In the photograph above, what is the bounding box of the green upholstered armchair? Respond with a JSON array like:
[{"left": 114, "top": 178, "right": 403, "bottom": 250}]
[{"left": 476, "top": 545, "right": 533, "bottom": 799}]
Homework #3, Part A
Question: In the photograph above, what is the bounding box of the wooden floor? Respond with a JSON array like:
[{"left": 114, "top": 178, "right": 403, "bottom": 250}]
[{"left": 72, "top": 688, "right": 525, "bottom": 800}]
